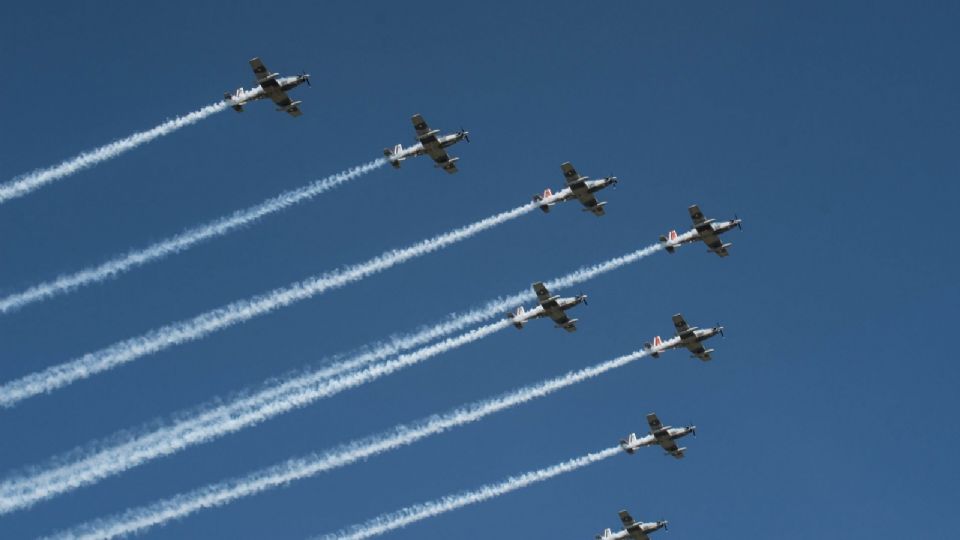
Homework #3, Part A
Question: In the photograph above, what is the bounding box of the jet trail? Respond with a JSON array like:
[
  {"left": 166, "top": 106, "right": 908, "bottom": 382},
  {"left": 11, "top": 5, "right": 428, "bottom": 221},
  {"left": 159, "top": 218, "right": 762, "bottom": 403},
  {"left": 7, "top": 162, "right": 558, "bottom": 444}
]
[
  {"left": 319, "top": 446, "right": 622, "bottom": 540},
  {"left": 0, "top": 243, "right": 662, "bottom": 513},
  {"left": 44, "top": 348, "right": 650, "bottom": 539},
  {"left": 0, "top": 201, "right": 540, "bottom": 408},
  {"left": 0, "top": 102, "right": 227, "bottom": 205},
  {"left": 0, "top": 320, "right": 510, "bottom": 514},
  {"left": 0, "top": 158, "right": 387, "bottom": 314}
]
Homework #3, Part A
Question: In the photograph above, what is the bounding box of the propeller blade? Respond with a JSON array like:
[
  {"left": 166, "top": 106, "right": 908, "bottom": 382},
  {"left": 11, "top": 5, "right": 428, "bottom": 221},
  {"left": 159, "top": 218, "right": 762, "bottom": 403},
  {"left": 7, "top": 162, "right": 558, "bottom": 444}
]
[{"left": 735, "top": 214, "right": 742, "bottom": 230}]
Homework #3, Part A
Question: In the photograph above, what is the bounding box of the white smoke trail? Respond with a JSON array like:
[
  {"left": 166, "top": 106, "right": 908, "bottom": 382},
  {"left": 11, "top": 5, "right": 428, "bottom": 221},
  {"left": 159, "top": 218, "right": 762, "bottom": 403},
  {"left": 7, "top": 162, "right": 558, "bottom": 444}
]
[
  {"left": 319, "top": 446, "right": 622, "bottom": 540},
  {"left": 0, "top": 159, "right": 387, "bottom": 314},
  {"left": 0, "top": 102, "right": 228, "bottom": 204},
  {"left": 0, "top": 320, "right": 510, "bottom": 514},
  {"left": 45, "top": 348, "right": 650, "bottom": 539},
  {"left": 0, "top": 201, "right": 540, "bottom": 408},
  {"left": 0, "top": 243, "right": 663, "bottom": 513}
]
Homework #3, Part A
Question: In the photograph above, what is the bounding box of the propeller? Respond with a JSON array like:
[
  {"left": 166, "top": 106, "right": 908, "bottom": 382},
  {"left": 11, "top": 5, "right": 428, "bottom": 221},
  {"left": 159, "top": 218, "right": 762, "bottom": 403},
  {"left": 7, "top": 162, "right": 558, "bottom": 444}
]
[
  {"left": 717, "top": 324, "right": 725, "bottom": 338},
  {"left": 690, "top": 423, "right": 697, "bottom": 437},
  {"left": 459, "top": 127, "right": 470, "bottom": 143},
  {"left": 302, "top": 71, "right": 311, "bottom": 86},
  {"left": 579, "top": 292, "right": 589, "bottom": 306},
  {"left": 735, "top": 213, "right": 742, "bottom": 230}
]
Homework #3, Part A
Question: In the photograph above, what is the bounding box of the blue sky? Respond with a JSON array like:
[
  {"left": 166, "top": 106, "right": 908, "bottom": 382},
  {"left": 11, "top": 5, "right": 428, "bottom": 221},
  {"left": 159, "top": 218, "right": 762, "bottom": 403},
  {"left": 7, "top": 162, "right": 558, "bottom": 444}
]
[{"left": 1, "top": 1, "right": 958, "bottom": 538}]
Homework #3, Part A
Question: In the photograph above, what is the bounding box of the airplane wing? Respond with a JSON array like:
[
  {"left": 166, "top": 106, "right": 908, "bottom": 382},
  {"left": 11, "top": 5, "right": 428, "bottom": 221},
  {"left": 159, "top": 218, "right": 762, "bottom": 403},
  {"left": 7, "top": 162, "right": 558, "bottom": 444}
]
[
  {"left": 561, "top": 162, "right": 586, "bottom": 189},
  {"left": 560, "top": 162, "right": 604, "bottom": 215},
  {"left": 411, "top": 115, "right": 457, "bottom": 172},
  {"left": 658, "top": 438, "right": 685, "bottom": 459},
  {"left": 701, "top": 231, "right": 729, "bottom": 257},
  {"left": 533, "top": 282, "right": 554, "bottom": 305},
  {"left": 412, "top": 114, "right": 438, "bottom": 143},
  {"left": 672, "top": 314, "right": 691, "bottom": 334},
  {"left": 688, "top": 204, "right": 709, "bottom": 227},
  {"left": 646, "top": 413, "right": 664, "bottom": 432},
  {"left": 250, "top": 58, "right": 279, "bottom": 89},
  {"left": 548, "top": 310, "right": 576, "bottom": 332},
  {"left": 532, "top": 284, "right": 576, "bottom": 331},
  {"left": 689, "top": 205, "right": 727, "bottom": 256},
  {"left": 430, "top": 149, "right": 458, "bottom": 174},
  {"left": 574, "top": 189, "right": 604, "bottom": 215},
  {"left": 685, "top": 341, "right": 712, "bottom": 361},
  {"left": 618, "top": 511, "right": 650, "bottom": 540},
  {"left": 250, "top": 58, "right": 302, "bottom": 115}
]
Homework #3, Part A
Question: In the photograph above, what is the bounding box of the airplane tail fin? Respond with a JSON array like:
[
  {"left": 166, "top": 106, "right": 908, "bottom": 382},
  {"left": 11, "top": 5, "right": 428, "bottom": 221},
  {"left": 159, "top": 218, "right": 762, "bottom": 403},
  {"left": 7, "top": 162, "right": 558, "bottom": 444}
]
[
  {"left": 533, "top": 188, "right": 553, "bottom": 212},
  {"left": 596, "top": 528, "right": 614, "bottom": 540},
  {"left": 507, "top": 306, "right": 526, "bottom": 329},
  {"left": 659, "top": 230, "right": 678, "bottom": 253},
  {"left": 643, "top": 336, "right": 662, "bottom": 358},
  {"left": 384, "top": 144, "right": 404, "bottom": 168},
  {"left": 619, "top": 432, "right": 638, "bottom": 453},
  {"left": 225, "top": 88, "right": 245, "bottom": 112}
]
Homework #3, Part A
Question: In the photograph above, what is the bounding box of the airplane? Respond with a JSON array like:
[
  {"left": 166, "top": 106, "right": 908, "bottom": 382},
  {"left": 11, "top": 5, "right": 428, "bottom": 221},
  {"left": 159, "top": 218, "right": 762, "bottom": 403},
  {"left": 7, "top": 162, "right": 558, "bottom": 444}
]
[
  {"left": 644, "top": 313, "right": 723, "bottom": 361},
  {"left": 223, "top": 57, "right": 311, "bottom": 117},
  {"left": 506, "top": 282, "right": 587, "bottom": 333},
  {"left": 533, "top": 162, "right": 618, "bottom": 216},
  {"left": 384, "top": 114, "right": 469, "bottom": 174},
  {"left": 596, "top": 510, "right": 668, "bottom": 540},
  {"left": 660, "top": 204, "right": 742, "bottom": 257},
  {"left": 620, "top": 412, "right": 696, "bottom": 459}
]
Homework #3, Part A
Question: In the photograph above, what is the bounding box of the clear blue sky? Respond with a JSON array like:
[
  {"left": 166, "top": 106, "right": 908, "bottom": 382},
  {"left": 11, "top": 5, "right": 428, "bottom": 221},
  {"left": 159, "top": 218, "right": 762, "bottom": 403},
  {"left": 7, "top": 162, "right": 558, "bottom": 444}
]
[{"left": 1, "top": 1, "right": 958, "bottom": 538}]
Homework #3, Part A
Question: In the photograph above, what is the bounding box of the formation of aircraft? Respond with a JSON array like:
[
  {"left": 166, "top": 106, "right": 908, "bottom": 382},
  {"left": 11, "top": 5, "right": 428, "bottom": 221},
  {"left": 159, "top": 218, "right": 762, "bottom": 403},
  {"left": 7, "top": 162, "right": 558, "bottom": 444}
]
[
  {"left": 224, "top": 57, "right": 311, "bottom": 117},
  {"left": 620, "top": 413, "right": 696, "bottom": 459},
  {"left": 596, "top": 510, "right": 668, "bottom": 540},
  {"left": 660, "top": 204, "right": 742, "bottom": 257},
  {"left": 214, "top": 57, "right": 745, "bottom": 538},
  {"left": 506, "top": 282, "right": 587, "bottom": 333},
  {"left": 383, "top": 114, "right": 470, "bottom": 174},
  {"left": 644, "top": 313, "right": 723, "bottom": 361},
  {"left": 533, "top": 162, "right": 618, "bottom": 216}
]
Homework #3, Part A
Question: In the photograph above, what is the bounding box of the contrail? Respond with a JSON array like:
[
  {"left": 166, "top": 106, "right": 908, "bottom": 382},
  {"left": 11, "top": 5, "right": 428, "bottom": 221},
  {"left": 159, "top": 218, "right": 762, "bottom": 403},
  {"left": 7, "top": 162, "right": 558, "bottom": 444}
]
[
  {"left": 0, "top": 243, "right": 663, "bottom": 513},
  {"left": 0, "top": 320, "right": 511, "bottom": 514},
  {"left": 318, "top": 446, "right": 622, "bottom": 540},
  {"left": 0, "top": 102, "right": 227, "bottom": 205},
  {"left": 0, "top": 158, "right": 387, "bottom": 314},
  {"left": 0, "top": 201, "right": 541, "bottom": 408},
  {"left": 44, "top": 348, "right": 651, "bottom": 539}
]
